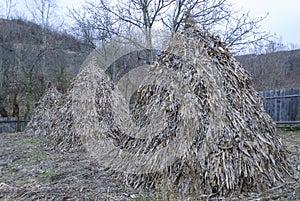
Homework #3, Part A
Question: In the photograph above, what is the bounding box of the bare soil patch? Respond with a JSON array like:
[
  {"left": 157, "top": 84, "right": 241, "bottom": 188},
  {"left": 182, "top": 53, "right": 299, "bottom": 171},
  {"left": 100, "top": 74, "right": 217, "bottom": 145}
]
[
  {"left": 0, "top": 131, "right": 299, "bottom": 200},
  {"left": 0, "top": 133, "right": 138, "bottom": 201}
]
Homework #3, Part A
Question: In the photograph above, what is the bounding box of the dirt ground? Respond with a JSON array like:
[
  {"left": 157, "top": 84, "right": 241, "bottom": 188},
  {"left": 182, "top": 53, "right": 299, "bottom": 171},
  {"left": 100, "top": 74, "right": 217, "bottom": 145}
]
[{"left": 0, "top": 130, "right": 299, "bottom": 201}]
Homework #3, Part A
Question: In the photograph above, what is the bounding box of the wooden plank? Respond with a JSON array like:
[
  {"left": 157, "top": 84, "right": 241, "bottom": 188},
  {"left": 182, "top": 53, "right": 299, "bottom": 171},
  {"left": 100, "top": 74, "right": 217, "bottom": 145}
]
[{"left": 259, "top": 88, "right": 300, "bottom": 124}]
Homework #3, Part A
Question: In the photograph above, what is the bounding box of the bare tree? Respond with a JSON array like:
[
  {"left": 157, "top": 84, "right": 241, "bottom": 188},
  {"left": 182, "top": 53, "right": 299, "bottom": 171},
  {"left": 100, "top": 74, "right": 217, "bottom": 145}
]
[
  {"left": 163, "top": 0, "right": 229, "bottom": 33},
  {"left": 70, "top": 0, "right": 173, "bottom": 49},
  {"left": 15, "top": 41, "right": 48, "bottom": 120},
  {"left": 100, "top": 0, "right": 174, "bottom": 49},
  {"left": 70, "top": 0, "right": 272, "bottom": 53},
  {"left": 221, "top": 12, "right": 270, "bottom": 54},
  {"left": 0, "top": 0, "right": 16, "bottom": 19},
  {"left": 25, "top": 0, "right": 59, "bottom": 84},
  {"left": 0, "top": 18, "right": 20, "bottom": 117},
  {"left": 68, "top": 5, "right": 113, "bottom": 49},
  {"left": 162, "top": 0, "right": 271, "bottom": 53}
]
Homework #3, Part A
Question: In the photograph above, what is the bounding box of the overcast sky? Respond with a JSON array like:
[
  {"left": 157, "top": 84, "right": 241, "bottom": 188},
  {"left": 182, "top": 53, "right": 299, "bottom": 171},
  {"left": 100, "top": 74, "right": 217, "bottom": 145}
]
[
  {"left": 230, "top": 0, "right": 300, "bottom": 45},
  {"left": 2, "top": 0, "right": 299, "bottom": 46}
]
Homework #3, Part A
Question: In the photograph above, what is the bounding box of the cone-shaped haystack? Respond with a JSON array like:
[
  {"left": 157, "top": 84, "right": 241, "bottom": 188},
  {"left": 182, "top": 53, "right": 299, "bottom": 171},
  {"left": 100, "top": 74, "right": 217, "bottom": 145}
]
[
  {"left": 24, "top": 84, "right": 80, "bottom": 150},
  {"left": 46, "top": 53, "right": 119, "bottom": 151},
  {"left": 120, "top": 25, "right": 291, "bottom": 196},
  {"left": 71, "top": 24, "right": 291, "bottom": 197},
  {"left": 24, "top": 85, "right": 62, "bottom": 136}
]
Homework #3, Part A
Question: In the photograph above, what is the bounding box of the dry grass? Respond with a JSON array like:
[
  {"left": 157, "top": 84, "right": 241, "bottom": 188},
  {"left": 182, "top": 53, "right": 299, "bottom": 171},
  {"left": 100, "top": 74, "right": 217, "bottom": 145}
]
[{"left": 0, "top": 132, "right": 299, "bottom": 200}]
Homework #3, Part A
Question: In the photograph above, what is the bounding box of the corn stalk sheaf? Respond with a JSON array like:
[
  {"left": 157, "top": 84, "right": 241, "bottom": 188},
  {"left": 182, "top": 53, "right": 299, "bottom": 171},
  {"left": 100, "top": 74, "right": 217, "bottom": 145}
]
[{"left": 28, "top": 24, "right": 292, "bottom": 197}]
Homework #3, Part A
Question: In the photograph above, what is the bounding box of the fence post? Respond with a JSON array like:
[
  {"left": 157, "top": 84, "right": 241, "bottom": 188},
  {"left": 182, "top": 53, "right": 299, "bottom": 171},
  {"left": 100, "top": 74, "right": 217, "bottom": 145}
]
[{"left": 259, "top": 88, "right": 300, "bottom": 125}]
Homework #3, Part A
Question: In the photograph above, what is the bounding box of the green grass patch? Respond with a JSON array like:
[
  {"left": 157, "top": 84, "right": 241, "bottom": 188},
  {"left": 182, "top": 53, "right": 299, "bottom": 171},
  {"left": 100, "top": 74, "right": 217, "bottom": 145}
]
[
  {"left": 277, "top": 125, "right": 300, "bottom": 135},
  {"left": 132, "top": 193, "right": 162, "bottom": 201},
  {"left": 18, "top": 137, "right": 45, "bottom": 145},
  {"left": 38, "top": 169, "right": 54, "bottom": 178},
  {"left": 16, "top": 150, "right": 47, "bottom": 164},
  {"left": 15, "top": 157, "right": 30, "bottom": 164},
  {"left": 30, "top": 150, "right": 46, "bottom": 160},
  {"left": 39, "top": 172, "right": 50, "bottom": 177}
]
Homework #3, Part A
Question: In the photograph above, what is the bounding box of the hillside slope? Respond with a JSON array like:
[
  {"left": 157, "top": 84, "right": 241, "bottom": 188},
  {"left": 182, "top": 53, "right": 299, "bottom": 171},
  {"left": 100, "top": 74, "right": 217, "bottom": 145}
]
[
  {"left": 0, "top": 18, "right": 91, "bottom": 116},
  {"left": 237, "top": 50, "right": 300, "bottom": 91}
]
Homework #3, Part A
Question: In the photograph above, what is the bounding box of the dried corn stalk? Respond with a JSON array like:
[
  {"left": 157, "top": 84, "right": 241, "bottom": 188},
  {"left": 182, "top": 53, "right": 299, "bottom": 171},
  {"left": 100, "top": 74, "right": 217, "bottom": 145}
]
[
  {"left": 24, "top": 84, "right": 81, "bottom": 151},
  {"left": 24, "top": 86, "right": 62, "bottom": 136},
  {"left": 46, "top": 88, "right": 81, "bottom": 151},
  {"left": 71, "top": 24, "right": 291, "bottom": 197},
  {"left": 27, "top": 22, "right": 291, "bottom": 197}
]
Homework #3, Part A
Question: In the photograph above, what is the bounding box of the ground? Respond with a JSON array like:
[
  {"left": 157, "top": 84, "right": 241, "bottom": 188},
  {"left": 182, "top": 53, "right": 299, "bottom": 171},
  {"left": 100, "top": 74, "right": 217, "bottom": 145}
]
[{"left": 0, "top": 129, "right": 299, "bottom": 201}]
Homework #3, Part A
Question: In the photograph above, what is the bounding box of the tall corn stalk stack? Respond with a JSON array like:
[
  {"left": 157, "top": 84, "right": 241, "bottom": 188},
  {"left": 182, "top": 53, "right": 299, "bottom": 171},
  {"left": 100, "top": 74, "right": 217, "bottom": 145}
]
[
  {"left": 26, "top": 22, "right": 292, "bottom": 198},
  {"left": 24, "top": 85, "right": 62, "bottom": 136},
  {"left": 25, "top": 83, "right": 81, "bottom": 151},
  {"left": 71, "top": 24, "right": 291, "bottom": 198}
]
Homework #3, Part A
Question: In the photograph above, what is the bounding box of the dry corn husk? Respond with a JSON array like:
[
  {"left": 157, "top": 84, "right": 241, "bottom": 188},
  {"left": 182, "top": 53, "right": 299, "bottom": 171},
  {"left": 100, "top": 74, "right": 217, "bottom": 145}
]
[
  {"left": 24, "top": 83, "right": 81, "bottom": 151},
  {"left": 46, "top": 87, "right": 81, "bottom": 151},
  {"left": 71, "top": 24, "right": 291, "bottom": 197},
  {"left": 24, "top": 86, "right": 62, "bottom": 136},
  {"left": 27, "top": 23, "right": 291, "bottom": 197}
]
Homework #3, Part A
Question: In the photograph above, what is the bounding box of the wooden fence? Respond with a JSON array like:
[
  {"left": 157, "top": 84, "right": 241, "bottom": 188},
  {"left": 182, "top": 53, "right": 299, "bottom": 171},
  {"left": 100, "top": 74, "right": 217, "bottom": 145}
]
[
  {"left": 259, "top": 88, "right": 300, "bottom": 125},
  {"left": 0, "top": 117, "right": 29, "bottom": 133}
]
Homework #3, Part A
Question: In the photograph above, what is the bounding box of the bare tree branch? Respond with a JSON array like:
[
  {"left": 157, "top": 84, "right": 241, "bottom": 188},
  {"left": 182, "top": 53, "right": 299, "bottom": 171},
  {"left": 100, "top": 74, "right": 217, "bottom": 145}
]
[{"left": 69, "top": 0, "right": 272, "bottom": 53}]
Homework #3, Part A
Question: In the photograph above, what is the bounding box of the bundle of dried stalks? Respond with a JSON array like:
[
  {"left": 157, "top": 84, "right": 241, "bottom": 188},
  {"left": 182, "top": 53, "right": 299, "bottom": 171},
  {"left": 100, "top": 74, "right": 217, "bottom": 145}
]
[
  {"left": 71, "top": 24, "right": 291, "bottom": 197},
  {"left": 24, "top": 86, "right": 62, "bottom": 136},
  {"left": 25, "top": 84, "right": 81, "bottom": 151},
  {"left": 46, "top": 88, "right": 81, "bottom": 151}
]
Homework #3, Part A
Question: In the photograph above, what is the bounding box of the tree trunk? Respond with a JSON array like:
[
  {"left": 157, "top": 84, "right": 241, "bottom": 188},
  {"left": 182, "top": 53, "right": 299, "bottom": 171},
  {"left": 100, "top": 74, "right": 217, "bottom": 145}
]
[
  {"left": 24, "top": 70, "right": 33, "bottom": 124},
  {"left": 0, "top": 105, "right": 8, "bottom": 117},
  {"left": 12, "top": 93, "right": 20, "bottom": 131}
]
